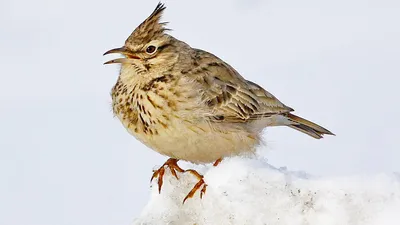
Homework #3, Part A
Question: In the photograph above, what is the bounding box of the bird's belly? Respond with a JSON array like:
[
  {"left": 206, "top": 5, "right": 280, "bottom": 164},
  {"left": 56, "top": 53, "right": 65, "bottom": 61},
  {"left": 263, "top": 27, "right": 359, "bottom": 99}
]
[{"left": 127, "top": 119, "right": 260, "bottom": 164}]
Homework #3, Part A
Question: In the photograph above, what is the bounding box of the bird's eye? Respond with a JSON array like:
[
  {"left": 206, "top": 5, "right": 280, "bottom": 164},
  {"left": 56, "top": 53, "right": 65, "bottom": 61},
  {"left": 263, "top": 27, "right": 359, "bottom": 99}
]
[{"left": 146, "top": 45, "right": 157, "bottom": 54}]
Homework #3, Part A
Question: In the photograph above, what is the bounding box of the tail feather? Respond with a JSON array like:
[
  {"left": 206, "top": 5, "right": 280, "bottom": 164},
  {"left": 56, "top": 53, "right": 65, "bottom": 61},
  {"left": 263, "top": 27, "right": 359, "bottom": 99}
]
[{"left": 286, "top": 113, "right": 334, "bottom": 139}]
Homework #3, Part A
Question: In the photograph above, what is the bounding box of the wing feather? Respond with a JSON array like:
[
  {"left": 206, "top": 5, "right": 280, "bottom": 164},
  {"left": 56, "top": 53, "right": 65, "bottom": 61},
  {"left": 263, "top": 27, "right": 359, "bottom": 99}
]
[{"left": 187, "top": 49, "right": 293, "bottom": 123}]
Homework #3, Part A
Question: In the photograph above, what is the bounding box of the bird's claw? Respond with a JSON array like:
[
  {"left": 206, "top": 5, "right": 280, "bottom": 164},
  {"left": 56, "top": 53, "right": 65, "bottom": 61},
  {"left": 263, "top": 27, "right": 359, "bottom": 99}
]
[
  {"left": 151, "top": 158, "right": 184, "bottom": 193},
  {"left": 151, "top": 158, "right": 222, "bottom": 202},
  {"left": 182, "top": 169, "right": 207, "bottom": 203}
]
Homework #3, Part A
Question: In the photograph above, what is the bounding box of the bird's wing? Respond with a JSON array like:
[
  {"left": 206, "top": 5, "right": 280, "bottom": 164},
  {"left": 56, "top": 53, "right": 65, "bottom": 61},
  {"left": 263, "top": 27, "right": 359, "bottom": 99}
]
[{"left": 187, "top": 49, "right": 293, "bottom": 123}]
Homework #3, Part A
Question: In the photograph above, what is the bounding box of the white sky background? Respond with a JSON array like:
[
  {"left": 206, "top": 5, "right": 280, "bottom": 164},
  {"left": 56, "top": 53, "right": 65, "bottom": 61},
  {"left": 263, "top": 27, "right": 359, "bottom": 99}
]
[{"left": 0, "top": 0, "right": 399, "bottom": 225}]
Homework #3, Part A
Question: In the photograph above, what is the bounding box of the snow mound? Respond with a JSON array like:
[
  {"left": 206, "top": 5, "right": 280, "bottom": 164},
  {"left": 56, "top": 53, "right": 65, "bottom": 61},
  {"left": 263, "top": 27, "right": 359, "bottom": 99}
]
[{"left": 133, "top": 157, "right": 400, "bottom": 225}]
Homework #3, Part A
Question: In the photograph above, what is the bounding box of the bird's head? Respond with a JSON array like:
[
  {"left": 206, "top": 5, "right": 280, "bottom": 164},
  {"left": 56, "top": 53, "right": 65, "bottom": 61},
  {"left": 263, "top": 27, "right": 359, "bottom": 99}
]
[{"left": 104, "top": 3, "right": 188, "bottom": 75}]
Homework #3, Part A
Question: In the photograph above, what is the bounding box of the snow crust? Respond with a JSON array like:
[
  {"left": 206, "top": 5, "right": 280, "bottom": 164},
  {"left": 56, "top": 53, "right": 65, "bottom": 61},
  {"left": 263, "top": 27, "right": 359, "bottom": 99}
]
[{"left": 133, "top": 157, "right": 400, "bottom": 225}]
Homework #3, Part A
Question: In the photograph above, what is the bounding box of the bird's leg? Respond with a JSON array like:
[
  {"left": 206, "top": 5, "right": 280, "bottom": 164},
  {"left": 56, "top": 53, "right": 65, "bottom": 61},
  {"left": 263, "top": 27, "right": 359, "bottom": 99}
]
[
  {"left": 182, "top": 158, "right": 223, "bottom": 203},
  {"left": 213, "top": 158, "right": 222, "bottom": 167},
  {"left": 183, "top": 169, "right": 207, "bottom": 203},
  {"left": 151, "top": 158, "right": 185, "bottom": 193}
]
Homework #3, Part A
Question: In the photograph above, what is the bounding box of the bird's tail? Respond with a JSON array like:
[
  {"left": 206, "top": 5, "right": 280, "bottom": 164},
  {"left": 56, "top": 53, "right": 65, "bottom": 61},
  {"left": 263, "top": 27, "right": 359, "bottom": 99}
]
[{"left": 286, "top": 113, "right": 334, "bottom": 139}]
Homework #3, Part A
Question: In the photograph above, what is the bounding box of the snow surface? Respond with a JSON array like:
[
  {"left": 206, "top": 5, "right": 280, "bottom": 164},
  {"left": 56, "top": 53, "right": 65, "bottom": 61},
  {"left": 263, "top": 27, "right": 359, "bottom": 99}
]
[{"left": 134, "top": 157, "right": 400, "bottom": 225}]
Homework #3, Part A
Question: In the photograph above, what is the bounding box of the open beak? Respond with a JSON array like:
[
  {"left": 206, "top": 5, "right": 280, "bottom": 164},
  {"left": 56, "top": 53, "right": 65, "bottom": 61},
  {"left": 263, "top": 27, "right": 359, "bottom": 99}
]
[{"left": 103, "top": 46, "right": 140, "bottom": 65}]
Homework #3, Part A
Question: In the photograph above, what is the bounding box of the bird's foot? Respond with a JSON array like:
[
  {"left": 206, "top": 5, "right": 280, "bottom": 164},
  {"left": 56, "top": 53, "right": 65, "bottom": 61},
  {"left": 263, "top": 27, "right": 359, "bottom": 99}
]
[
  {"left": 183, "top": 169, "right": 207, "bottom": 203},
  {"left": 151, "top": 158, "right": 184, "bottom": 193},
  {"left": 182, "top": 159, "right": 222, "bottom": 203},
  {"left": 151, "top": 158, "right": 222, "bottom": 202}
]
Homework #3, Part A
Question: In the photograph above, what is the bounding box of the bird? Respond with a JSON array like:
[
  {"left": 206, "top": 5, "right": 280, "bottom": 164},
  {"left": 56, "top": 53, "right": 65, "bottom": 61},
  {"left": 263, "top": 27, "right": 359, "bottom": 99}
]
[{"left": 103, "top": 3, "right": 334, "bottom": 203}]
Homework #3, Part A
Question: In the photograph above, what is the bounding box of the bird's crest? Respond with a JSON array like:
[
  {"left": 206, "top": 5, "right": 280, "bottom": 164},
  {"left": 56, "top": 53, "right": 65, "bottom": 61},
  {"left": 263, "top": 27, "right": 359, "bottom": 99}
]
[{"left": 125, "top": 2, "right": 169, "bottom": 46}]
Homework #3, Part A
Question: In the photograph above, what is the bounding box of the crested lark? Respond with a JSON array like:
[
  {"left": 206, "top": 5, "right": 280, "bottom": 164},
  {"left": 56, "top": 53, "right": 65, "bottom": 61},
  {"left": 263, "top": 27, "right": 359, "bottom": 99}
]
[{"left": 104, "top": 3, "right": 334, "bottom": 202}]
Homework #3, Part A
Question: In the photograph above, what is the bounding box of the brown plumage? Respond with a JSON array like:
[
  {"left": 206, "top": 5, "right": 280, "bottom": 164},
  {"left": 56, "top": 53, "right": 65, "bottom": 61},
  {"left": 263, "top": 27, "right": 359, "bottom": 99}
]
[{"left": 104, "top": 3, "right": 334, "bottom": 202}]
